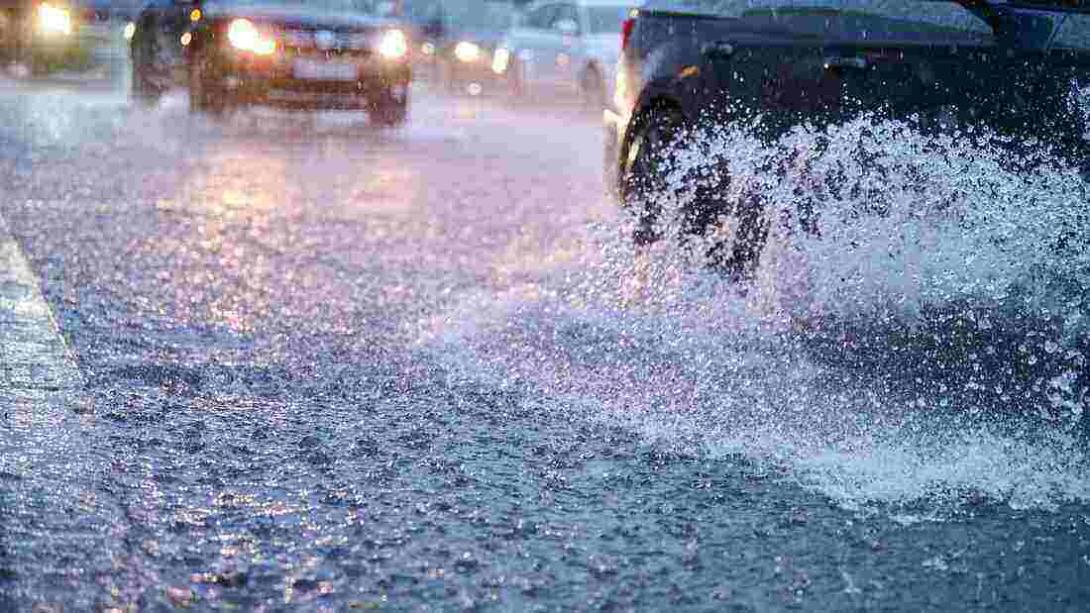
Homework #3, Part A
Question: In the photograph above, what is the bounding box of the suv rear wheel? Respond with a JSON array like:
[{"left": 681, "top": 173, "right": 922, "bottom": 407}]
[
  {"left": 620, "top": 104, "right": 685, "bottom": 244},
  {"left": 621, "top": 103, "right": 766, "bottom": 278}
]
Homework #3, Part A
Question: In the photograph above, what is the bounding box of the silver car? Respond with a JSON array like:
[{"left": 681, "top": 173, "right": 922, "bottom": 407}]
[{"left": 493, "top": 0, "right": 630, "bottom": 106}]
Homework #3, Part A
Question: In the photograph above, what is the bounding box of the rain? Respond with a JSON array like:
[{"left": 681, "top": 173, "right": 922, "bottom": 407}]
[{"left": 2, "top": 0, "right": 1090, "bottom": 610}]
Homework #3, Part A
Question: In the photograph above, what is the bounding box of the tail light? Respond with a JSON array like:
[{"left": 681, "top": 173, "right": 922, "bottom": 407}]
[{"left": 621, "top": 14, "right": 635, "bottom": 51}]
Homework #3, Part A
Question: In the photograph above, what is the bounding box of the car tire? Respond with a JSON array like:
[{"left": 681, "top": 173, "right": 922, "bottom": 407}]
[
  {"left": 620, "top": 103, "right": 685, "bottom": 245},
  {"left": 370, "top": 89, "right": 408, "bottom": 127},
  {"left": 621, "top": 103, "right": 766, "bottom": 278}
]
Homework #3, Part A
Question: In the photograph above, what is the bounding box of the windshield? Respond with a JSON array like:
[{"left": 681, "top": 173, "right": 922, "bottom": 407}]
[{"left": 588, "top": 5, "right": 631, "bottom": 33}]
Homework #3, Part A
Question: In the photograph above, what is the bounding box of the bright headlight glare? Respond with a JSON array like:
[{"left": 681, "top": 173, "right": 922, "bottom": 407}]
[
  {"left": 454, "top": 40, "right": 480, "bottom": 63},
  {"left": 38, "top": 4, "right": 72, "bottom": 35},
  {"left": 123, "top": 21, "right": 135, "bottom": 40},
  {"left": 228, "top": 18, "right": 275, "bottom": 55},
  {"left": 378, "top": 28, "right": 407, "bottom": 59},
  {"left": 491, "top": 47, "right": 510, "bottom": 74}
]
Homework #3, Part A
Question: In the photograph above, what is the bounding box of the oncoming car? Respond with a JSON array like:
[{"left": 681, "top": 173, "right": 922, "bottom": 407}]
[
  {"left": 130, "top": 0, "right": 411, "bottom": 125},
  {"left": 606, "top": 0, "right": 1090, "bottom": 268}
]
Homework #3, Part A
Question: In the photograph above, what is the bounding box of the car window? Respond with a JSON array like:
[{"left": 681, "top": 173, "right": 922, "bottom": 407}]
[{"left": 587, "top": 5, "right": 631, "bottom": 33}]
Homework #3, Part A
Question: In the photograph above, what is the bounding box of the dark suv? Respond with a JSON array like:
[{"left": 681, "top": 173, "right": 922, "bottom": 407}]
[{"left": 606, "top": 1, "right": 1090, "bottom": 258}]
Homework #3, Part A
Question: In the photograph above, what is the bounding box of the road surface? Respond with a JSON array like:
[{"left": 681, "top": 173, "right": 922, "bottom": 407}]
[{"left": 1, "top": 75, "right": 1088, "bottom": 611}]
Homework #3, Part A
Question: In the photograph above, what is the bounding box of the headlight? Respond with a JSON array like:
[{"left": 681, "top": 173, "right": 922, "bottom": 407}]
[
  {"left": 37, "top": 3, "right": 72, "bottom": 36},
  {"left": 377, "top": 29, "right": 407, "bottom": 59},
  {"left": 228, "top": 18, "right": 275, "bottom": 55},
  {"left": 491, "top": 47, "right": 510, "bottom": 74},
  {"left": 123, "top": 21, "right": 136, "bottom": 41},
  {"left": 454, "top": 40, "right": 481, "bottom": 63}
]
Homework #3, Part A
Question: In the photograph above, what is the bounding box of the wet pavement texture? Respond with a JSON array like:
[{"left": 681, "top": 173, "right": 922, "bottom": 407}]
[{"left": 1, "top": 78, "right": 1089, "bottom": 611}]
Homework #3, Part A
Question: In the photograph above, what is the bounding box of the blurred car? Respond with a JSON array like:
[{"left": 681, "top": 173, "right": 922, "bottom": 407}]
[
  {"left": 130, "top": 0, "right": 412, "bottom": 125},
  {"left": 494, "top": 0, "right": 631, "bottom": 105},
  {"left": 1, "top": 0, "right": 89, "bottom": 73},
  {"left": 607, "top": 0, "right": 1090, "bottom": 267},
  {"left": 408, "top": 0, "right": 517, "bottom": 95}
]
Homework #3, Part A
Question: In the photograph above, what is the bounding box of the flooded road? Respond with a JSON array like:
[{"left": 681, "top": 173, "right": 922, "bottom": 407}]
[{"left": 1, "top": 77, "right": 1089, "bottom": 610}]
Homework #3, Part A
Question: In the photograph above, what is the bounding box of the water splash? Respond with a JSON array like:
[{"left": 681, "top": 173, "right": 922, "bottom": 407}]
[{"left": 423, "top": 113, "right": 1090, "bottom": 513}]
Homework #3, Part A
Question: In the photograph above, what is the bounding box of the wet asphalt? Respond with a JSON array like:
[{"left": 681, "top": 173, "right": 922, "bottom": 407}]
[{"left": 1, "top": 76, "right": 1089, "bottom": 611}]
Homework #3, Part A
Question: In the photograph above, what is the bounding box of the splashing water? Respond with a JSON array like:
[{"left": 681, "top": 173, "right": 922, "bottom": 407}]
[{"left": 423, "top": 113, "right": 1090, "bottom": 513}]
